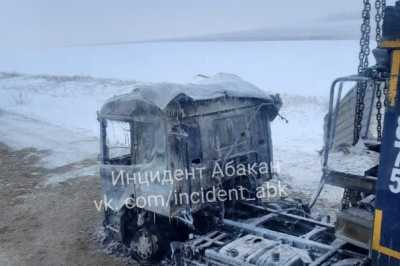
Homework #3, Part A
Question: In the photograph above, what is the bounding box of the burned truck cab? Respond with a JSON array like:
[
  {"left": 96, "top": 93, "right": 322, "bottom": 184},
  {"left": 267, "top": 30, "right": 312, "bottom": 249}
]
[{"left": 98, "top": 74, "right": 282, "bottom": 261}]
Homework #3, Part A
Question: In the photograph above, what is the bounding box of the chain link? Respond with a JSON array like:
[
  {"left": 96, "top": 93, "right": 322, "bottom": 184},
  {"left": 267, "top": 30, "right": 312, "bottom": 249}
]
[
  {"left": 381, "top": 0, "right": 387, "bottom": 110},
  {"left": 354, "top": 84, "right": 366, "bottom": 144},
  {"left": 375, "top": 0, "right": 384, "bottom": 44},
  {"left": 376, "top": 82, "right": 383, "bottom": 140},
  {"left": 354, "top": 0, "right": 371, "bottom": 144},
  {"left": 359, "top": 0, "right": 371, "bottom": 73},
  {"left": 341, "top": 189, "right": 362, "bottom": 210},
  {"left": 375, "top": 0, "right": 386, "bottom": 140},
  {"left": 383, "top": 80, "right": 388, "bottom": 106}
]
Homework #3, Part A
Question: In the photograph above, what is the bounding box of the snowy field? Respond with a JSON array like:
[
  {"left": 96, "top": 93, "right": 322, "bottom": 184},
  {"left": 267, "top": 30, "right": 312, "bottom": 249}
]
[
  {"left": 1, "top": 41, "right": 363, "bottom": 97},
  {"left": 0, "top": 40, "right": 350, "bottom": 202}
]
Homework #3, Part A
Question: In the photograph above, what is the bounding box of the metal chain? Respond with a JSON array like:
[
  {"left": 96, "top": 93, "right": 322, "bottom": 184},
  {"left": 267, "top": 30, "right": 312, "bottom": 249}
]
[
  {"left": 354, "top": 0, "right": 372, "bottom": 144},
  {"left": 375, "top": 0, "right": 385, "bottom": 44},
  {"left": 358, "top": 0, "right": 371, "bottom": 73},
  {"left": 383, "top": 80, "right": 388, "bottom": 106},
  {"left": 375, "top": 0, "right": 386, "bottom": 140},
  {"left": 379, "top": 0, "right": 387, "bottom": 111},
  {"left": 341, "top": 189, "right": 362, "bottom": 210},
  {"left": 341, "top": 189, "right": 351, "bottom": 209},
  {"left": 354, "top": 84, "right": 367, "bottom": 144},
  {"left": 345, "top": 0, "right": 385, "bottom": 207},
  {"left": 376, "top": 82, "right": 383, "bottom": 140}
]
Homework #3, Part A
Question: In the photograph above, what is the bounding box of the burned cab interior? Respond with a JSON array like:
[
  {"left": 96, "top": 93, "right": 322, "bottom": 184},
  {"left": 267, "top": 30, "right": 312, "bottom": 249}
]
[
  {"left": 99, "top": 97, "right": 167, "bottom": 167},
  {"left": 96, "top": 70, "right": 392, "bottom": 265},
  {"left": 100, "top": 119, "right": 166, "bottom": 166},
  {"left": 98, "top": 74, "right": 284, "bottom": 262}
]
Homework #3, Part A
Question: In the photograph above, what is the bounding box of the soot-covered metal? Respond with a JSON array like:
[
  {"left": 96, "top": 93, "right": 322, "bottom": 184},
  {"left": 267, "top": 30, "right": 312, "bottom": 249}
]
[
  {"left": 97, "top": 74, "right": 282, "bottom": 261},
  {"left": 97, "top": 74, "right": 369, "bottom": 265}
]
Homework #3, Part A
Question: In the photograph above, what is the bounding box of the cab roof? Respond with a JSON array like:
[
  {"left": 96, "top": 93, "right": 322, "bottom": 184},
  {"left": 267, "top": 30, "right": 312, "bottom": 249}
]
[{"left": 99, "top": 73, "right": 281, "bottom": 121}]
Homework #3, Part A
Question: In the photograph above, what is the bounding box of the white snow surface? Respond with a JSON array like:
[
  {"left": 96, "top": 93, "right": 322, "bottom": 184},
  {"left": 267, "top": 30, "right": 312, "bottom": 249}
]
[
  {"left": 271, "top": 95, "right": 342, "bottom": 203},
  {"left": 0, "top": 41, "right": 364, "bottom": 97},
  {"left": 0, "top": 73, "right": 137, "bottom": 137},
  {"left": 0, "top": 73, "right": 138, "bottom": 184},
  {"left": 327, "top": 141, "right": 379, "bottom": 176},
  {"left": 0, "top": 110, "right": 97, "bottom": 168},
  {"left": 0, "top": 71, "right": 341, "bottom": 203},
  {"left": 113, "top": 73, "right": 274, "bottom": 110}
]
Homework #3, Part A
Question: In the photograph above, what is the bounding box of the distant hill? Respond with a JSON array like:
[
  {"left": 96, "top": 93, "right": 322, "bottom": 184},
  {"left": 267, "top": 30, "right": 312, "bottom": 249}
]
[{"left": 157, "top": 20, "right": 359, "bottom": 42}]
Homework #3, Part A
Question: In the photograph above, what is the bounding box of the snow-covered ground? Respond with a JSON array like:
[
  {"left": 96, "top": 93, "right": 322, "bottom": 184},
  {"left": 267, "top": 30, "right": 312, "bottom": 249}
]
[
  {"left": 1, "top": 41, "right": 364, "bottom": 97},
  {"left": 0, "top": 40, "right": 348, "bottom": 202},
  {"left": 0, "top": 73, "right": 139, "bottom": 184},
  {"left": 273, "top": 96, "right": 325, "bottom": 188},
  {"left": 0, "top": 72, "right": 341, "bottom": 203}
]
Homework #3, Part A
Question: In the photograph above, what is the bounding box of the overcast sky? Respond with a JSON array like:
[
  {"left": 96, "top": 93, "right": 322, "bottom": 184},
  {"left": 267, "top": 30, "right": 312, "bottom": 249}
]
[{"left": 1, "top": 0, "right": 397, "bottom": 48}]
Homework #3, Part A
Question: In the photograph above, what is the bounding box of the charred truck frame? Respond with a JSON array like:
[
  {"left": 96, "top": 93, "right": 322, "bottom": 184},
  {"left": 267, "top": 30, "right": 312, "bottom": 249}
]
[
  {"left": 97, "top": 75, "right": 375, "bottom": 266},
  {"left": 98, "top": 75, "right": 282, "bottom": 262},
  {"left": 97, "top": 1, "right": 400, "bottom": 265}
]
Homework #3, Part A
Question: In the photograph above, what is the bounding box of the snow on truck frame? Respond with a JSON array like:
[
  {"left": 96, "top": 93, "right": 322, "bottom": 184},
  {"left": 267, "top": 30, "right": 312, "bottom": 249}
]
[
  {"left": 97, "top": 74, "right": 375, "bottom": 265},
  {"left": 97, "top": 74, "right": 282, "bottom": 260}
]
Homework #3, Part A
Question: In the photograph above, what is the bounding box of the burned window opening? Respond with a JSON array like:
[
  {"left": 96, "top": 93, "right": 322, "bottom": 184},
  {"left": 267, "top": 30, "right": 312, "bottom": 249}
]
[
  {"left": 104, "top": 120, "right": 132, "bottom": 165},
  {"left": 102, "top": 119, "right": 166, "bottom": 166}
]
